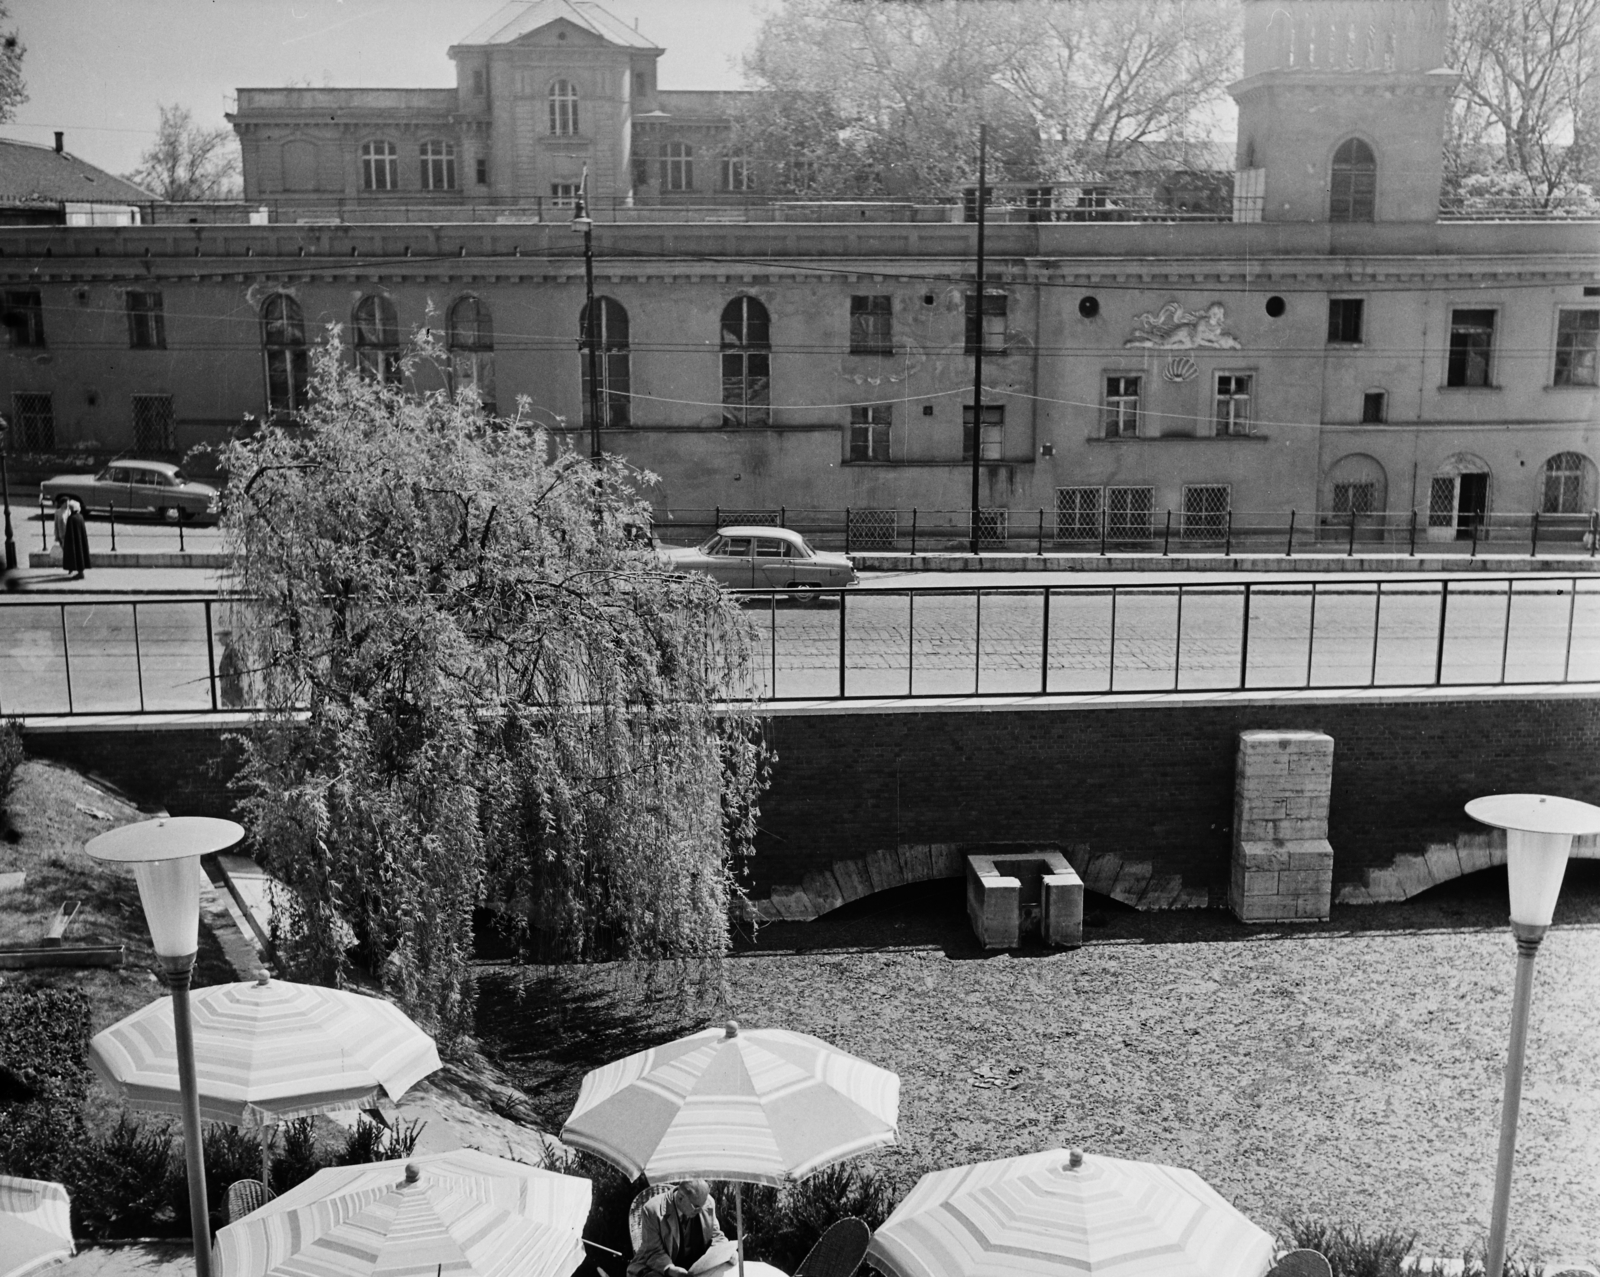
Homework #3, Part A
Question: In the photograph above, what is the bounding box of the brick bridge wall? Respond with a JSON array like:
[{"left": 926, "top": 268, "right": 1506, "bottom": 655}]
[{"left": 22, "top": 690, "right": 1600, "bottom": 914}]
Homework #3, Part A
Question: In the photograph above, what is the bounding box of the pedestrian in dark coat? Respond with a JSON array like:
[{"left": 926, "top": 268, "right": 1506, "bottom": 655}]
[{"left": 60, "top": 497, "right": 89, "bottom": 579}]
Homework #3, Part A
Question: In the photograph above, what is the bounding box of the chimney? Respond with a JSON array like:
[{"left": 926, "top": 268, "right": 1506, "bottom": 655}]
[{"left": 53, "top": 131, "right": 63, "bottom": 154}]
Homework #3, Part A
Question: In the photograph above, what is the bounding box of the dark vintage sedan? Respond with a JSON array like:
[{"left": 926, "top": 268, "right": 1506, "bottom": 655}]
[
  {"left": 40, "top": 460, "right": 220, "bottom": 522},
  {"left": 659, "top": 525, "right": 858, "bottom": 589}
]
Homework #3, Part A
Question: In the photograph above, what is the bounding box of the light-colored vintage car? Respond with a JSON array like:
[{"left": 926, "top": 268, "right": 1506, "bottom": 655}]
[
  {"left": 40, "top": 460, "right": 220, "bottom": 522},
  {"left": 659, "top": 525, "right": 858, "bottom": 589}
]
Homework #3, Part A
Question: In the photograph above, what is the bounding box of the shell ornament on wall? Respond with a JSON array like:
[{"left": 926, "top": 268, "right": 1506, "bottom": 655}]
[{"left": 1163, "top": 356, "right": 1199, "bottom": 382}]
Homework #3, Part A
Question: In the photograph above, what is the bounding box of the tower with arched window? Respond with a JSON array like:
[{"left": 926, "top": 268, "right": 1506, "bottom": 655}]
[{"left": 1230, "top": 0, "right": 1458, "bottom": 223}]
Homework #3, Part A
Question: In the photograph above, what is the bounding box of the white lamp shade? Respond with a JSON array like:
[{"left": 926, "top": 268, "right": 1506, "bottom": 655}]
[
  {"left": 132, "top": 856, "right": 202, "bottom": 958},
  {"left": 1505, "top": 828, "right": 1572, "bottom": 928}
]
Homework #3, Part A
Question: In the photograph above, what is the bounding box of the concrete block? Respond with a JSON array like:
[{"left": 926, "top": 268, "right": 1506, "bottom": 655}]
[
  {"left": 966, "top": 859, "right": 1021, "bottom": 949},
  {"left": 1243, "top": 869, "right": 1281, "bottom": 896},
  {"left": 1278, "top": 868, "right": 1332, "bottom": 895},
  {"left": 1423, "top": 843, "right": 1464, "bottom": 887},
  {"left": 900, "top": 843, "right": 934, "bottom": 883},
  {"left": 768, "top": 885, "right": 818, "bottom": 921},
  {"left": 1241, "top": 841, "right": 1292, "bottom": 870},
  {"left": 832, "top": 857, "right": 874, "bottom": 903},
  {"left": 1294, "top": 894, "right": 1331, "bottom": 920},
  {"left": 866, "top": 846, "right": 907, "bottom": 894},
  {"left": 801, "top": 868, "right": 845, "bottom": 917},
  {"left": 1041, "top": 870, "right": 1083, "bottom": 947},
  {"left": 1288, "top": 845, "right": 1334, "bottom": 871}
]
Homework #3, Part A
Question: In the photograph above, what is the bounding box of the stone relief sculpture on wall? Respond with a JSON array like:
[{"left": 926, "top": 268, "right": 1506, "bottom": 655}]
[{"left": 1124, "top": 301, "right": 1241, "bottom": 350}]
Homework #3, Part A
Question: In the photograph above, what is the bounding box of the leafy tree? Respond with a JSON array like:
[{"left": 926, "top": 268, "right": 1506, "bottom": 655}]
[
  {"left": 1446, "top": 0, "right": 1600, "bottom": 211},
  {"left": 734, "top": 0, "right": 1238, "bottom": 200},
  {"left": 219, "top": 334, "right": 767, "bottom": 1035},
  {"left": 125, "top": 103, "right": 241, "bottom": 201},
  {"left": 0, "top": 3, "right": 24, "bottom": 125}
]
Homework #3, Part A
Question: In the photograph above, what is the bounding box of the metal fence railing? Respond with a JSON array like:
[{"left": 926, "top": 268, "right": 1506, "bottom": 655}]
[
  {"left": 5, "top": 577, "right": 1596, "bottom": 715},
  {"left": 655, "top": 507, "right": 1600, "bottom": 560},
  {"left": 29, "top": 499, "right": 223, "bottom": 557}
]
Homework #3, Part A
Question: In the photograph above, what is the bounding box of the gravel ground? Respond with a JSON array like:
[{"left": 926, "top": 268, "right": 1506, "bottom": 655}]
[{"left": 477, "top": 866, "right": 1600, "bottom": 1264}]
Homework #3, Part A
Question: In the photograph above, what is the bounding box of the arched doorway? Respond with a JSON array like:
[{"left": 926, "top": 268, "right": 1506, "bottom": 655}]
[{"left": 1427, "top": 453, "right": 1491, "bottom": 541}]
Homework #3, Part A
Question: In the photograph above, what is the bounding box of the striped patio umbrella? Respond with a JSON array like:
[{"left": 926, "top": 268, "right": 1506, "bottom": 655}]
[
  {"left": 0, "top": 1175, "right": 74, "bottom": 1277},
  {"left": 560, "top": 1020, "right": 899, "bottom": 1186},
  {"left": 213, "top": 1149, "right": 591, "bottom": 1277},
  {"left": 866, "top": 1148, "right": 1275, "bottom": 1277},
  {"left": 88, "top": 974, "right": 442, "bottom": 1128}
]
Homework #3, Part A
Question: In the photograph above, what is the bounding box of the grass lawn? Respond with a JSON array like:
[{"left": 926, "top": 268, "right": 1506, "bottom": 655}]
[
  {"left": 0, "top": 759, "right": 239, "bottom": 1034},
  {"left": 476, "top": 866, "right": 1600, "bottom": 1264}
]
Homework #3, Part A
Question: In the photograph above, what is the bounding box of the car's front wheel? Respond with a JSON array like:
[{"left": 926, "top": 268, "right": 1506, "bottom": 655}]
[{"left": 156, "top": 505, "right": 181, "bottom": 523}]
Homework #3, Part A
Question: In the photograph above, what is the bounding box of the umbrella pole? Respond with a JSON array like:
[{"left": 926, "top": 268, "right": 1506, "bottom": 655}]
[{"left": 736, "top": 1183, "right": 744, "bottom": 1277}]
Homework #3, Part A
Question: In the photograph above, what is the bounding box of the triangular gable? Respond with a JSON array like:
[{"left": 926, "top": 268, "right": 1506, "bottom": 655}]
[{"left": 455, "top": 0, "right": 659, "bottom": 51}]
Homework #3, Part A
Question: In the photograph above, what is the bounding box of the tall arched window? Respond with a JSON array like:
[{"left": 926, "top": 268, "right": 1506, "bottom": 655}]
[
  {"left": 261, "top": 294, "right": 308, "bottom": 415},
  {"left": 448, "top": 296, "right": 495, "bottom": 414},
  {"left": 578, "top": 296, "right": 630, "bottom": 428},
  {"left": 420, "top": 140, "right": 456, "bottom": 191},
  {"left": 360, "top": 140, "right": 398, "bottom": 192},
  {"left": 660, "top": 141, "right": 694, "bottom": 192},
  {"left": 1329, "top": 138, "right": 1376, "bottom": 222},
  {"left": 549, "top": 80, "right": 578, "bottom": 136},
  {"left": 352, "top": 295, "right": 400, "bottom": 384},
  {"left": 721, "top": 296, "right": 770, "bottom": 427},
  {"left": 1543, "top": 452, "right": 1591, "bottom": 514}
]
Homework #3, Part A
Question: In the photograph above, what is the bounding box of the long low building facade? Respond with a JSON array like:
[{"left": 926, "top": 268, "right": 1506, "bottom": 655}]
[{"left": 0, "top": 217, "right": 1595, "bottom": 530}]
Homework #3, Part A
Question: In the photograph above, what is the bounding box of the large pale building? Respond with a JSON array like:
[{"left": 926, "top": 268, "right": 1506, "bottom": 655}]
[{"left": 2, "top": 0, "right": 1596, "bottom": 539}]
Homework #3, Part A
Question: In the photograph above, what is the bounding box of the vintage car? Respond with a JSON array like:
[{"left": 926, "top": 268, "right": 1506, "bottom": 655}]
[
  {"left": 658, "top": 525, "right": 858, "bottom": 589},
  {"left": 40, "top": 460, "right": 220, "bottom": 522}
]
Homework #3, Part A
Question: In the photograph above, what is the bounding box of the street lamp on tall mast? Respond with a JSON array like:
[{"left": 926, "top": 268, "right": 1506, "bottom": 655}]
[
  {"left": 0, "top": 412, "right": 17, "bottom": 572},
  {"left": 570, "top": 169, "right": 602, "bottom": 463}
]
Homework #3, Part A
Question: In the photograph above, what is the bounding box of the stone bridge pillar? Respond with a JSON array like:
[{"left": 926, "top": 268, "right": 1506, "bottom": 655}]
[{"left": 1230, "top": 730, "right": 1334, "bottom": 923}]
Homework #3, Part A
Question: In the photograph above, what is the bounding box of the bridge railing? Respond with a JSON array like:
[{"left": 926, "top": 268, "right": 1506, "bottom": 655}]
[{"left": 4, "top": 576, "right": 1597, "bottom": 715}]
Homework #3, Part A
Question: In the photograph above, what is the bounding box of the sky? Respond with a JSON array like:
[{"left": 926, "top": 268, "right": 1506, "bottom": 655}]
[{"left": 2, "top": 0, "right": 767, "bottom": 175}]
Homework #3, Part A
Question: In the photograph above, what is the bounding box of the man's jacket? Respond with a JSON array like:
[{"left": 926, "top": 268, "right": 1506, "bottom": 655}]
[{"left": 627, "top": 1192, "right": 728, "bottom": 1277}]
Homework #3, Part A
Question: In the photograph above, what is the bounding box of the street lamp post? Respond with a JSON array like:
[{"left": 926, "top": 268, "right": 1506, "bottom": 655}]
[
  {"left": 0, "top": 417, "right": 17, "bottom": 572},
  {"left": 86, "top": 816, "right": 245, "bottom": 1277},
  {"left": 571, "top": 196, "right": 602, "bottom": 463},
  {"left": 1464, "top": 792, "right": 1600, "bottom": 1277}
]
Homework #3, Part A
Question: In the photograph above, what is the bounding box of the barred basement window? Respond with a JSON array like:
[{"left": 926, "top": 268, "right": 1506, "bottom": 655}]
[
  {"left": 1332, "top": 481, "right": 1375, "bottom": 516},
  {"left": 849, "top": 509, "right": 898, "bottom": 549},
  {"left": 975, "top": 508, "right": 1009, "bottom": 545},
  {"left": 1182, "top": 484, "right": 1230, "bottom": 538},
  {"left": 3, "top": 289, "right": 44, "bottom": 347},
  {"left": 1106, "top": 486, "right": 1154, "bottom": 540},
  {"left": 1214, "top": 373, "right": 1253, "bottom": 435},
  {"left": 849, "top": 295, "right": 893, "bottom": 354},
  {"left": 1103, "top": 375, "right": 1140, "bottom": 437},
  {"left": 962, "top": 404, "right": 1003, "bottom": 461},
  {"left": 131, "top": 394, "right": 176, "bottom": 452},
  {"left": 1055, "top": 486, "right": 1102, "bottom": 541},
  {"left": 125, "top": 290, "right": 166, "bottom": 349},
  {"left": 10, "top": 391, "right": 53, "bottom": 451},
  {"left": 848, "top": 404, "right": 891, "bottom": 461}
]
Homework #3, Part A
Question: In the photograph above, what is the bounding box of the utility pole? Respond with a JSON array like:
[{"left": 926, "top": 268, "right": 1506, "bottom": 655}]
[
  {"left": 968, "top": 124, "right": 988, "bottom": 557},
  {"left": 0, "top": 415, "right": 16, "bottom": 572},
  {"left": 571, "top": 172, "right": 602, "bottom": 461}
]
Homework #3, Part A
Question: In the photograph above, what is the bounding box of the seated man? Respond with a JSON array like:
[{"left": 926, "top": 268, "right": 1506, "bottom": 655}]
[{"left": 628, "top": 1179, "right": 728, "bottom": 1277}]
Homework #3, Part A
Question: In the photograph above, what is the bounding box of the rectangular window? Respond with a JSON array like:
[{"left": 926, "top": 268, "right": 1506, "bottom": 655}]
[
  {"left": 1055, "top": 486, "right": 1102, "bottom": 541},
  {"left": 720, "top": 156, "right": 750, "bottom": 191},
  {"left": 1327, "top": 298, "right": 1364, "bottom": 343},
  {"left": 3, "top": 289, "right": 44, "bottom": 348},
  {"left": 1106, "top": 486, "right": 1154, "bottom": 540},
  {"left": 1332, "top": 481, "right": 1375, "bottom": 516},
  {"left": 1361, "top": 391, "right": 1387, "bottom": 423},
  {"left": 1214, "top": 373, "right": 1253, "bottom": 435},
  {"left": 1103, "top": 375, "right": 1140, "bottom": 437},
  {"left": 11, "top": 391, "right": 54, "bottom": 450},
  {"left": 126, "top": 290, "right": 165, "bottom": 350},
  {"left": 472, "top": 67, "right": 486, "bottom": 96},
  {"left": 550, "top": 183, "right": 577, "bottom": 209},
  {"left": 1447, "top": 308, "right": 1496, "bottom": 387},
  {"left": 660, "top": 145, "right": 694, "bottom": 192},
  {"left": 964, "top": 291, "right": 1007, "bottom": 355},
  {"left": 962, "top": 404, "right": 1003, "bottom": 461},
  {"left": 131, "top": 394, "right": 176, "bottom": 452},
  {"left": 475, "top": 157, "right": 489, "bottom": 186},
  {"left": 849, "top": 295, "right": 893, "bottom": 355},
  {"left": 1554, "top": 308, "right": 1599, "bottom": 387},
  {"left": 1182, "top": 484, "right": 1231, "bottom": 539},
  {"left": 848, "top": 404, "right": 891, "bottom": 461},
  {"left": 1024, "top": 186, "right": 1054, "bottom": 223}
]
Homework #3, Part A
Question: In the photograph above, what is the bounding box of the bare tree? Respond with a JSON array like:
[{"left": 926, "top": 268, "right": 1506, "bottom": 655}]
[
  {"left": 1448, "top": 0, "right": 1600, "bottom": 210},
  {"left": 125, "top": 103, "right": 241, "bottom": 202},
  {"left": 735, "top": 0, "right": 1238, "bottom": 200},
  {"left": 0, "top": 2, "right": 26, "bottom": 125}
]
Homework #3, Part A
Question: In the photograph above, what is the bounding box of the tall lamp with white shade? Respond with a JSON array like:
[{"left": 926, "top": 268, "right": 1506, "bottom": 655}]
[
  {"left": 87, "top": 816, "right": 245, "bottom": 1277},
  {"left": 1464, "top": 793, "right": 1600, "bottom": 1277}
]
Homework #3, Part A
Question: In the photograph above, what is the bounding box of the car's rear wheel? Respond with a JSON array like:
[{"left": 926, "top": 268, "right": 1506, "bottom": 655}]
[{"left": 156, "top": 505, "right": 181, "bottom": 523}]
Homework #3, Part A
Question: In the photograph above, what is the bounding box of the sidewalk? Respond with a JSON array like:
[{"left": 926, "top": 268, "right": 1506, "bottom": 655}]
[{"left": 3, "top": 566, "right": 233, "bottom": 595}]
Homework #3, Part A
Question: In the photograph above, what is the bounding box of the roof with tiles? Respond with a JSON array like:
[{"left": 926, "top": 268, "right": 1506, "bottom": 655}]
[
  {"left": 454, "top": 0, "right": 661, "bottom": 50},
  {"left": 0, "top": 136, "right": 154, "bottom": 207}
]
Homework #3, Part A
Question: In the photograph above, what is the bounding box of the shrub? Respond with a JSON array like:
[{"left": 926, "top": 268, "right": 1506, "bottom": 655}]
[
  {"left": 714, "top": 1163, "right": 896, "bottom": 1271},
  {"left": 69, "top": 1114, "right": 178, "bottom": 1241},
  {"left": 334, "top": 1115, "right": 425, "bottom": 1166},
  {"left": 269, "top": 1117, "right": 321, "bottom": 1197},
  {"left": 0, "top": 988, "right": 93, "bottom": 1184},
  {"left": 1281, "top": 1217, "right": 1545, "bottom": 1277},
  {"left": 0, "top": 716, "right": 21, "bottom": 820}
]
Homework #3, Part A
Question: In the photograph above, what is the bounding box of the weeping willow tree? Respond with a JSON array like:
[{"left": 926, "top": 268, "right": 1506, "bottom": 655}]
[{"left": 219, "top": 334, "right": 767, "bottom": 1035}]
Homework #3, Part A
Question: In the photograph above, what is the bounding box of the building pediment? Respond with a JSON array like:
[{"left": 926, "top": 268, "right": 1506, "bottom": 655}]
[{"left": 451, "top": 0, "right": 661, "bottom": 53}]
